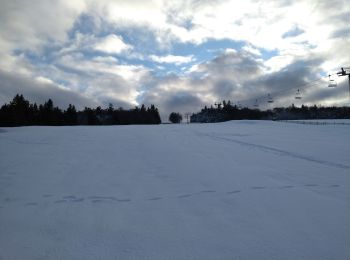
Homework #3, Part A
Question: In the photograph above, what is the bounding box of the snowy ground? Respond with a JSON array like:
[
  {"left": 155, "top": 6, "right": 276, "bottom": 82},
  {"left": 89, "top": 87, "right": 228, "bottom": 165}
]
[
  {"left": 0, "top": 120, "right": 349, "bottom": 260},
  {"left": 284, "top": 119, "right": 350, "bottom": 125}
]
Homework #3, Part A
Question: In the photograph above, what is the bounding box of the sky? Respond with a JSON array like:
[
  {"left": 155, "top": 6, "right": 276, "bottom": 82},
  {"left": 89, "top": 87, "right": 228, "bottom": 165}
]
[{"left": 0, "top": 0, "right": 349, "bottom": 119}]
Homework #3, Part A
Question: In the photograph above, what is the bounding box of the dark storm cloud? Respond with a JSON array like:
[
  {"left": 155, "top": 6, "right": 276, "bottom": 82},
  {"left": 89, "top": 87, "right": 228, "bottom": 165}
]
[
  {"left": 242, "top": 58, "right": 328, "bottom": 106},
  {"left": 140, "top": 45, "right": 345, "bottom": 115},
  {"left": 192, "top": 50, "right": 337, "bottom": 108},
  {"left": 258, "top": 58, "right": 323, "bottom": 93},
  {"left": 0, "top": 69, "right": 96, "bottom": 110},
  {"left": 212, "top": 80, "right": 236, "bottom": 97},
  {"left": 165, "top": 92, "right": 202, "bottom": 109},
  {"left": 304, "top": 80, "right": 348, "bottom": 104}
]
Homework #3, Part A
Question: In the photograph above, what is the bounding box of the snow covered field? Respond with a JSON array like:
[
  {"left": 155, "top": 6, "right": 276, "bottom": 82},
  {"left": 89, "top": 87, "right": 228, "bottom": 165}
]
[{"left": 0, "top": 120, "right": 349, "bottom": 260}]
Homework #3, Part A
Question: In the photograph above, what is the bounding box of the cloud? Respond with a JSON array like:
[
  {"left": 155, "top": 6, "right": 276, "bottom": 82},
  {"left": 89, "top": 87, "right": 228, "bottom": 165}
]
[
  {"left": 0, "top": 0, "right": 86, "bottom": 53},
  {"left": 149, "top": 54, "right": 194, "bottom": 65},
  {"left": 141, "top": 47, "right": 347, "bottom": 117},
  {"left": 282, "top": 26, "right": 305, "bottom": 38},
  {"left": 140, "top": 49, "right": 265, "bottom": 118},
  {"left": 0, "top": 69, "right": 95, "bottom": 110},
  {"left": 0, "top": 0, "right": 349, "bottom": 118},
  {"left": 53, "top": 52, "right": 151, "bottom": 107},
  {"left": 94, "top": 34, "right": 133, "bottom": 54}
]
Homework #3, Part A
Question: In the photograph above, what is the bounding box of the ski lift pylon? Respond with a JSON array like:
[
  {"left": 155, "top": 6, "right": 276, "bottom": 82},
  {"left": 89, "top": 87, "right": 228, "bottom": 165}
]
[{"left": 328, "top": 75, "right": 337, "bottom": 88}]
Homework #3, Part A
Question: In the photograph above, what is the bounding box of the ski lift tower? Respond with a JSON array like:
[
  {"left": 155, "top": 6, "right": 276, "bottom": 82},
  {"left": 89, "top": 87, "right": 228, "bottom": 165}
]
[
  {"left": 184, "top": 112, "right": 191, "bottom": 124},
  {"left": 336, "top": 67, "right": 350, "bottom": 97}
]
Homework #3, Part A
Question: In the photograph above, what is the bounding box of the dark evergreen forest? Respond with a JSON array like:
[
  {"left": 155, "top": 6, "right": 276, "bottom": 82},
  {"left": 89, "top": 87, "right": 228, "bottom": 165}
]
[
  {"left": 190, "top": 100, "right": 350, "bottom": 123},
  {"left": 0, "top": 94, "right": 161, "bottom": 126}
]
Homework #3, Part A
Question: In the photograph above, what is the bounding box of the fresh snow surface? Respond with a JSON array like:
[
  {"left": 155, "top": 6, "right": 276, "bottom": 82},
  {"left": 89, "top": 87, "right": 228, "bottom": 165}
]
[
  {"left": 0, "top": 120, "right": 349, "bottom": 260},
  {"left": 285, "top": 119, "right": 350, "bottom": 125}
]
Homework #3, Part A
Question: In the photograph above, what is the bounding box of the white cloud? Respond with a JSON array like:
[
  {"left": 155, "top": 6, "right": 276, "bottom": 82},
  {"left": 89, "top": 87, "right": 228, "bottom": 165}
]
[
  {"left": 264, "top": 55, "right": 295, "bottom": 73},
  {"left": 54, "top": 52, "right": 151, "bottom": 106},
  {"left": 149, "top": 54, "right": 194, "bottom": 65},
  {"left": 242, "top": 45, "right": 262, "bottom": 57},
  {"left": 94, "top": 34, "right": 133, "bottom": 54}
]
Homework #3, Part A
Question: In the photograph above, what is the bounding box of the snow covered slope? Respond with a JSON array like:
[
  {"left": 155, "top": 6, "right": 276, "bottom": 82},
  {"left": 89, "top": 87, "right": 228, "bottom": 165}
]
[{"left": 0, "top": 121, "right": 349, "bottom": 259}]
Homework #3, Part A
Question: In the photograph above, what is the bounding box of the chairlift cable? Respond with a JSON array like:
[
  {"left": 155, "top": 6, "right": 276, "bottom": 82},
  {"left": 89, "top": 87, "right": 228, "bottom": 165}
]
[{"left": 236, "top": 73, "right": 339, "bottom": 107}]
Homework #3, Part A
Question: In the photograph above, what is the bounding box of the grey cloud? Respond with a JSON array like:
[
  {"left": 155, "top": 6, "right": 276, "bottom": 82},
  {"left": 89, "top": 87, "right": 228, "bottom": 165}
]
[
  {"left": 166, "top": 50, "right": 342, "bottom": 110},
  {"left": 304, "top": 80, "right": 348, "bottom": 105},
  {"left": 194, "top": 50, "right": 264, "bottom": 100},
  {"left": 0, "top": 0, "right": 83, "bottom": 52},
  {"left": 331, "top": 11, "right": 350, "bottom": 24},
  {"left": 140, "top": 75, "right": 206, "bottom": 120},
  {"left": 331, "top": 28, "right": 350, "bottom": 39},
  {"left": 258, "top": 59, "right": 322, "bottom": 93},
  {"left": 0, "top": 69, "right": 96, "bottom": 110},
  {"left": 96, "top": 96, "right": 133, "bottom": 110},
  {"left": 212, "top": 80, "right": 236, "bottom": 97},
  {"left": 146, "top": 91, "right": 204, "bottom": 121},
  {"left": 166, "top": 92, "right": 203, "bottom": 109},
  {"left": 200, "top": 50, "right": 263, "bottom": 80},
  {"left": 87, "top": 76, "right": 138, "bottom": 109},
  {"left": 244, "top": 58, "right": 327, "bottom": 107},
  {"left": 282, "top": 26, "right": 305, "bottom": 38},
  {"left": 140, "top": 50, "right": 265, "bottom": 118}
]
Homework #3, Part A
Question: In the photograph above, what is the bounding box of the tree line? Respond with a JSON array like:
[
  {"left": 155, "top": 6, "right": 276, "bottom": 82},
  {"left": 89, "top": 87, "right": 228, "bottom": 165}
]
[
  {"left": 190, "top": 100, "right": 269, "bottom": 123},
  {"left": 0, "top": 94, "right": 161, "bottom": 127},
  {"left": 190, "top": 100, "right": 350, "bottom": 123}
]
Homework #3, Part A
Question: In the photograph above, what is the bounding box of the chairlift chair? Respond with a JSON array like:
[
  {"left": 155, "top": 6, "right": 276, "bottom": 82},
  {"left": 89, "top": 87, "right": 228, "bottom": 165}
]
[
  {"left": 295, "top": 89, "right": 302, "bottom": 100},
  {"left": 267, "top": 94, "right": 274, "bottom": 103},
  {"left": 328, "top": 75, "right": 337, "bottom": 88},
  {"left": 253, "top": 99, "right": 259, "bottom": 108}
]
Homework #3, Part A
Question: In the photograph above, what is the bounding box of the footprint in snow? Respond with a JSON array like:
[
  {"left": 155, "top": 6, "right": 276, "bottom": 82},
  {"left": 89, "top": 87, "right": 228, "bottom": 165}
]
[
  {"left": 304, "top": 184, "right": 318, "bottom": 187},
  {"left": 330, "top": 184, "right": 340, "bottom": 187},
  {"left": 54, "top": 200, "right": 67, "bottom": 204},
  {"left": 177, "top": 194, "right": 194, "bottom": 198},
  {"left": 148, "top": 197, "right": 163, "bottom": 201},
  {"left": 116, "top": 198, "right": 131, "bottom": 202},
  {"left": 281, "top": 185, "right": 294, "bottom": 189},
  {"left": 227, "top": 190, "right": 241, "bottom": 194},
  {"left": 91, "top": 199, "right": 103, "bottom": 203},
  {"left": 199, "top": 190, "right": 216, "bottom": 194},
  {"left": 88, "top": 196, "right": 117, "bottom": 201},
  {"left": 4, "top": 197, "right": 16, "bottom": 203},
  {"left": 251, "top": 186, "right": 266, "bottom": 189},
  {"left": 63, "top": 195, "right": 76, "bottom": 199},
  {"left": 24, "top": 202, "right": 38, "bottom": 206},
  {"left": 71, "top": 198, "right": 84, "bottom": 202},
  {"left": 43, "top": 194, "right": 53, "bottom": 198}
]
